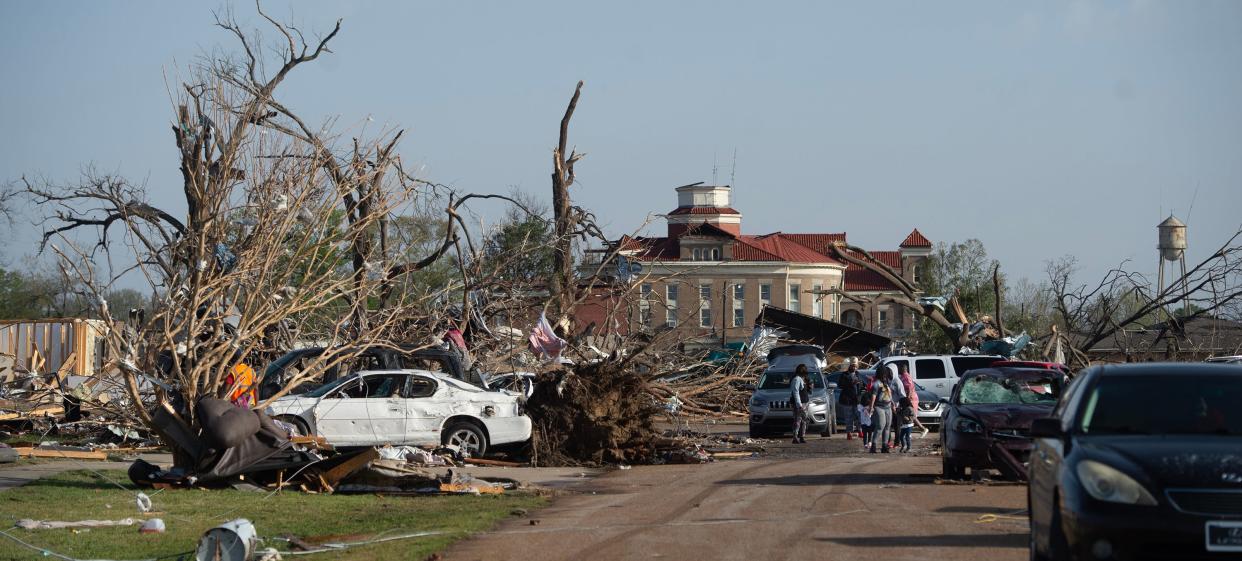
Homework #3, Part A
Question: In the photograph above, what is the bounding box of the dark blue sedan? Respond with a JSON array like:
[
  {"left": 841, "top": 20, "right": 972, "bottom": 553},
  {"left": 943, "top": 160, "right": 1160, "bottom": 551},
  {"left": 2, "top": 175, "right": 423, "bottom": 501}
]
[{"left": 1027, "top": 363, "right": 1242, "bottom": 560}]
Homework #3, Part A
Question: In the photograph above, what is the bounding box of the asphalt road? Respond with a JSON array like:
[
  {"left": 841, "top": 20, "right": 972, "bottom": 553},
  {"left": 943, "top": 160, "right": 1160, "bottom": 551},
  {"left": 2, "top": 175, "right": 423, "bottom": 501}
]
[{"left": 446, "top": 428, "right": 1030, "bottom": 561}]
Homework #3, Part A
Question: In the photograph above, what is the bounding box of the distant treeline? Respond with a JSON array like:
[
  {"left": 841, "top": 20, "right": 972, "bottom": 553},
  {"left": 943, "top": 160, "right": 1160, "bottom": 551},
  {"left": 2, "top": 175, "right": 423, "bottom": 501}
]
[{"left": 0, "top": 266, "right": 148, "bottom": 320}]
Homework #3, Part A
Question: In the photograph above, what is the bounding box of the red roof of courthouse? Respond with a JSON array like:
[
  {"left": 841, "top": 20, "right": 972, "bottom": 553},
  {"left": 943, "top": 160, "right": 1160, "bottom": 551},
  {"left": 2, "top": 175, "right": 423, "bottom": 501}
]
[
  {"left": 616, "top": 224, "right": 926, "bottom": 293},
  {"left": 899, "top": 229, "right": 932, "bottom": 248}
]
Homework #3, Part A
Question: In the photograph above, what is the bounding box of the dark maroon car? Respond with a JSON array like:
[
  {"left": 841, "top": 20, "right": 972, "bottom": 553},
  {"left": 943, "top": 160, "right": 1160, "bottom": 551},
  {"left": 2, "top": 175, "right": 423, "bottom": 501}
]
[{"left": 940, "top": 367, "right": 1063, "bottom": 480}]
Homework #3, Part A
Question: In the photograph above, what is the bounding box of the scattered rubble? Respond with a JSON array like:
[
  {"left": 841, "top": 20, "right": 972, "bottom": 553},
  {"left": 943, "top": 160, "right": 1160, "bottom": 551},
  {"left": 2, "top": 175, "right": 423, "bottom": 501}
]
[
  {"left": 650, "top": 429, "right": 768, "bottom": 463},
  {"left": 2, "top": 348, "right": 156, "bottom": 455},
  {"left": 124, "top": 401, "right": 527, "bottom": 495}
]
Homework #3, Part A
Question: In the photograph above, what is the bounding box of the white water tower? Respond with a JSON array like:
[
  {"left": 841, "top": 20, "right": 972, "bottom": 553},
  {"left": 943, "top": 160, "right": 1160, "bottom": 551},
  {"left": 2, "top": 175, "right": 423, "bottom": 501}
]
[{"left": 1157, "top": 215, "right": 1188, "bottom": 313}]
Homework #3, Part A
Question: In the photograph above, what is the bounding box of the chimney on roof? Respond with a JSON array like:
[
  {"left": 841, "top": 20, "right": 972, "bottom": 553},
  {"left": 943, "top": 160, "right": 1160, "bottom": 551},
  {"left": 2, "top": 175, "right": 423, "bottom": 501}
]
[{"left": 666, "top": 183, "right": 742, "bottom": 237}]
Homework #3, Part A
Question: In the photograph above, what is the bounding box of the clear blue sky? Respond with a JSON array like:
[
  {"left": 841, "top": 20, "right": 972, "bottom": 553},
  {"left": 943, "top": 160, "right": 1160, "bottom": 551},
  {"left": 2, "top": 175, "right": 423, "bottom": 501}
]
[{"left": 2, "top": 1, "right": 1240, "bottom": 287}]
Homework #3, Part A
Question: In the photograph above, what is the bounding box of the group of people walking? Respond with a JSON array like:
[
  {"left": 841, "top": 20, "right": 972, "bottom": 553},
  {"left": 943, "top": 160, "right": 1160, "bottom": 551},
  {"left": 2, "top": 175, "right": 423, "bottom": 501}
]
[{"left": 829, "top": 358, "right": 928, "bottom": 453}]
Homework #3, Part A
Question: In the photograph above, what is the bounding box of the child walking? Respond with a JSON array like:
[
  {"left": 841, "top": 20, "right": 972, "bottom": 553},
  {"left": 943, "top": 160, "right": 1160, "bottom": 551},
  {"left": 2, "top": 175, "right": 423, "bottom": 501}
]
[
  {"left": 896, "top": 397, "right": 916, "bottom": 453},
  {"left": 858, "top": 403, "right": 873, "bottom": 447}
]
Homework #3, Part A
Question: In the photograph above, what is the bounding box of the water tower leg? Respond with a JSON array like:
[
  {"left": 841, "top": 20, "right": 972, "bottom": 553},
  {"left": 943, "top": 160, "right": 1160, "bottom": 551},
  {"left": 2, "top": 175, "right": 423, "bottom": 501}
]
[{"left": 1179, "top": 256, "right": 1189, "bottom": 315}]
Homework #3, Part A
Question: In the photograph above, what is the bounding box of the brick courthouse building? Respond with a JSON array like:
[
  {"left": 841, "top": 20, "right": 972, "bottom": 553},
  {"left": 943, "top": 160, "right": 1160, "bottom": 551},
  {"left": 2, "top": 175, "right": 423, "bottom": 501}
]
[{"left": 581, "top": 183, "right": 931, "bottom": 347}]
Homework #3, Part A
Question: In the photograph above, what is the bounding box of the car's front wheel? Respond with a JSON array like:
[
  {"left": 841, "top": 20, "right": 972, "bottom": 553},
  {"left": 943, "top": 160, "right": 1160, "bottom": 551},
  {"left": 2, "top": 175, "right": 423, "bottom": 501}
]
[{"left": 442, "top": 421, "right": 488, "bottom": 457}]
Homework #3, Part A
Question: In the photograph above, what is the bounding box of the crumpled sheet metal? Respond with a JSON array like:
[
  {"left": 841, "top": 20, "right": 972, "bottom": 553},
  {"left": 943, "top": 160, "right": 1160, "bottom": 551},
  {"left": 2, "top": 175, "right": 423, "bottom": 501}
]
[{"left": 376, "top": 445, "right": 449, "bottom": 466}]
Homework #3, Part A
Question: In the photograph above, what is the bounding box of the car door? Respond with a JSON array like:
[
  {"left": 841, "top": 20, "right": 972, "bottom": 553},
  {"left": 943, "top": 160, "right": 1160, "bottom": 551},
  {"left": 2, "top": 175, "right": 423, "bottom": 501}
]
[
  {"left": 401, "top": 374, "right": 443, "bottom": 446},
  {"left": 312, "top": 373, "right": 409, "bottom": 446},
  {"left": 913, "top": 358, "right": 951, "bottom": 398}
]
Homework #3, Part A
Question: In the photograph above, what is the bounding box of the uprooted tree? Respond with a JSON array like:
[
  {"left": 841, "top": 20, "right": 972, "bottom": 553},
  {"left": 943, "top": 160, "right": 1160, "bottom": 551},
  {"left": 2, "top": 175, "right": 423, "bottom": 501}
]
[
  {"left": 22, "top": 6, "right": 550, "bottom": 463},
  {"left": 826, "top": 240, "right": 978, "bottom": 349}
]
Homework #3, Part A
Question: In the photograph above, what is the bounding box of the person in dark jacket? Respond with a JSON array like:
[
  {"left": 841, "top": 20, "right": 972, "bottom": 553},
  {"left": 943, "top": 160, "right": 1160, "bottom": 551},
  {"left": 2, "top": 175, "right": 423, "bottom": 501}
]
[{"left": 837, "top": 359, "right": 863, "bottom": 440}]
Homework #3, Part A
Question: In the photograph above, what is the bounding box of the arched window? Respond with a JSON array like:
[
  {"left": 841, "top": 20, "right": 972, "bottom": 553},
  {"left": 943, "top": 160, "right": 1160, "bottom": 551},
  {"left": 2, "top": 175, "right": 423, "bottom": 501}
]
[
  {"left": 711, "top": 248, "right": 720, "bottom": 260},
  {"left": 841, "top": 310, "right": 863, "bottom": 328},
  {"left": 692, "top": 248, "right": 701, "bottom": 260}
]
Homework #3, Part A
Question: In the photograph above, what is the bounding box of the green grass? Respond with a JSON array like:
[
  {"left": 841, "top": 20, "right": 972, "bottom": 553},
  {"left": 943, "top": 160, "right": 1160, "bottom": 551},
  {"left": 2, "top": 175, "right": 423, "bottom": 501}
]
[{"left": 0, "top": 470, "right": 546, "bottom": 560}]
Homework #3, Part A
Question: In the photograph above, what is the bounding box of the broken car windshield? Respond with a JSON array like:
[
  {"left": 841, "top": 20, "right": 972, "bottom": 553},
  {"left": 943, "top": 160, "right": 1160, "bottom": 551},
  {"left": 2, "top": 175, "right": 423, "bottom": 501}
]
[{"left": 958, "top": 374, "right": 1059, "bottom": 405}]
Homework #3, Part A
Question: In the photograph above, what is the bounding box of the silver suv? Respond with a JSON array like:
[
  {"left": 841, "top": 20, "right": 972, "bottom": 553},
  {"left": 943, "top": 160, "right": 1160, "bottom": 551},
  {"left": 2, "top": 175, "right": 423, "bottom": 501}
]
[{"left": 747, "top": 345, "right": 836, "bottom": 438}]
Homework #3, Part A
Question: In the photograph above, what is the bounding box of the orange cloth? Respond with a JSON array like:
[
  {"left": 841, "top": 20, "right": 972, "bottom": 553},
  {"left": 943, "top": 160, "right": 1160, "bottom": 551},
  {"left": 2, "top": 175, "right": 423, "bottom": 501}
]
[{"left": 225, "top": 363, "right": 257, "bottom": 408}]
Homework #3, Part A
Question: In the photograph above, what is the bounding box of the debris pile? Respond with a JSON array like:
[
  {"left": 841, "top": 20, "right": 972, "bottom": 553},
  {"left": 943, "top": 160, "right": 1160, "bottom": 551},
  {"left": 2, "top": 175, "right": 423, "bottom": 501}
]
[
  {"left": 647, "top": 362, "right": 760, "bottom": 419},
  {"left": 525, "top": 360, "right": 661, "bottom": 466},
  {"left": 130, "top": 444, "right": 517, "bottom": 496},
  {"left": 1, "top": 351, "right": 86, "bottom": 425},
  {"left": 953, "top": 314, "right": 1032, "bottom": 358},
  {"left": 651, "top": 429, "right": 767, "bottom": 463},
  {"left": 126, "top": 400, "right": 524, "bottom": 495},
  {"left": 641, "top": 327, "right": 779, "bottom": 418},
  {"left": 2, "top": 350, "right": 157, "bottom": 454}
]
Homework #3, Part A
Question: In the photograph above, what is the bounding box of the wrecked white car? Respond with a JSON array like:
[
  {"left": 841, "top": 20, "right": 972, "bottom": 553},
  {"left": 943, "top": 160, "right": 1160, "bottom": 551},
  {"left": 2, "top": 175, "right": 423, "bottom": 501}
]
[
  {"left": 266, "top": 369, "right": 531, "bottom": 456},
  {"left": 480, "top": 371, "right": 537, "bottom": 398}
]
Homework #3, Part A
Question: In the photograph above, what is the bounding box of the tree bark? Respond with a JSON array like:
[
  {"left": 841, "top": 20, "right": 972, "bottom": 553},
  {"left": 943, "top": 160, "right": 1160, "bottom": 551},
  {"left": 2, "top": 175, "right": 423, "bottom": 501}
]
[
  {"left": 828, "top": 241, "right": 970, "bottom": 348},
  {"left": 550, "top": 81, "right": 584, "bottom": 324}
]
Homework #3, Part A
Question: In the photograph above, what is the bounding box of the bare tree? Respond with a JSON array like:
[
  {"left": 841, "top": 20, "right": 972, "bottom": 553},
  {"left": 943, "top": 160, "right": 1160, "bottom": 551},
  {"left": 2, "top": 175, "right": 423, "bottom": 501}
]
[
  {"left": 1047, "top": 227, "right": 1242, "bottom": 365},
  {"left": 20, "top": 5, "right": 542, "bottom": 461},
  {"left": 0, "top": 180, "right": 18, "bottom": 226}
]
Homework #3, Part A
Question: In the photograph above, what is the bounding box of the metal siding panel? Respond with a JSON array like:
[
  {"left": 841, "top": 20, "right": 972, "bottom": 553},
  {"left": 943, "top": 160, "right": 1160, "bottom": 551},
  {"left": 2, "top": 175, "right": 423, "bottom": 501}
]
[
  {"left": 49, "top": 325, "right": 64, "bottom": 369},
  {"left": 18, "top": 327, "right": 31, "bottom": 367}
]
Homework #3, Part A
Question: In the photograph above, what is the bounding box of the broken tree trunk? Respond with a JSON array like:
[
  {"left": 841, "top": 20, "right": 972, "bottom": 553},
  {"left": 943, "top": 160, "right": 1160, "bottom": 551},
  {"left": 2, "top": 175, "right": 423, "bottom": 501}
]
[
  {"left": 950, "top": 292, "right": 970, "bottom": 325},
  {"left": 827, "top": 241, "right": 970, "bottom": 348},
  {"left": 549, "top": 81, "right": 584, "bottom": 325}
]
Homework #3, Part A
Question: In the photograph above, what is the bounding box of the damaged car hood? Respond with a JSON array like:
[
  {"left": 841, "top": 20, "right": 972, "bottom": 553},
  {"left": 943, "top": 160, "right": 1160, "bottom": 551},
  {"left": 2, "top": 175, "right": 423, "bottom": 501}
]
[{"left": 956, "top": 403, "right": 1052, "bottom": 430}]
